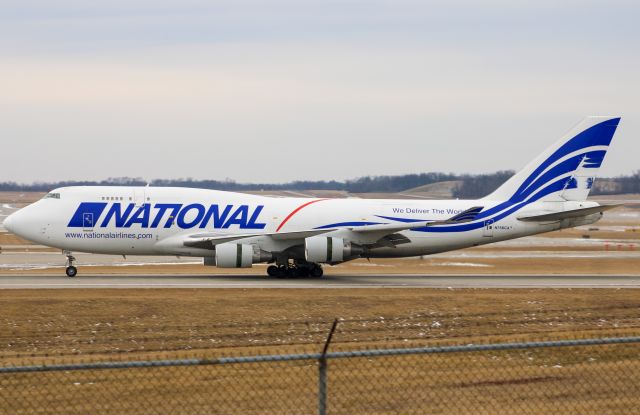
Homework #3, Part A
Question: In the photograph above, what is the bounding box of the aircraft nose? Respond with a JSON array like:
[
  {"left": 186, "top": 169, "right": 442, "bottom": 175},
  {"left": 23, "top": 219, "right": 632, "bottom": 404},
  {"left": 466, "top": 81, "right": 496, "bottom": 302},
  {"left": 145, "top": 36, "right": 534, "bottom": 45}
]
[
  {"left": 4, "top": 204, "right": 50, "bottom": 245},
  {"left": 3, "top": 206, "right": 43, "bottom": 242},
  {"left": 3, "top": 211, "right": 16, "bottom": 233},
  {"left": 3, "top": 208, "right": 34, "bottom": 240}
]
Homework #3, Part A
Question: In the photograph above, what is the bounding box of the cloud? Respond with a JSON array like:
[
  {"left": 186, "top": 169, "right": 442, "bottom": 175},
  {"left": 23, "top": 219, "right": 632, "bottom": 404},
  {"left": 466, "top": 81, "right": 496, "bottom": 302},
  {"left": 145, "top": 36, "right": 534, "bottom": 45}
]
[{"left": 0, "top": 1, "right": 638, "bottom": 182}]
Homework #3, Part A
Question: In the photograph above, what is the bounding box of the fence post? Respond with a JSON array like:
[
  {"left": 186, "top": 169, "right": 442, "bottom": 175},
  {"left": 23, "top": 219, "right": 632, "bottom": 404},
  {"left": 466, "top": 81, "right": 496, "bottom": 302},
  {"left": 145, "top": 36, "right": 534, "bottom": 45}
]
[{"left": 319, "top": 319, "right": 339, "bottom": 415}]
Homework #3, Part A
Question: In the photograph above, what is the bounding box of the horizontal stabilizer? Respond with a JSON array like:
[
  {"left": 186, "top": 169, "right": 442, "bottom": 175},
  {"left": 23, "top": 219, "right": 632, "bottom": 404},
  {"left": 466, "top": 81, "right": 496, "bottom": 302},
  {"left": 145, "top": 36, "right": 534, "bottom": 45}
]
[{"left": 517, "top": 204, "right": 622, "bottom": 222}]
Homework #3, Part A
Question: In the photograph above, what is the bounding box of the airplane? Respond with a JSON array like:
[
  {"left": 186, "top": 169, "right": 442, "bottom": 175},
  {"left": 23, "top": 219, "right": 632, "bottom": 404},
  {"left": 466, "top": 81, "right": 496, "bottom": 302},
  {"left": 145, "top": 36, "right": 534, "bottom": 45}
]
[{"left": 3, "top": 116, "right": 621, "bottom": 278}]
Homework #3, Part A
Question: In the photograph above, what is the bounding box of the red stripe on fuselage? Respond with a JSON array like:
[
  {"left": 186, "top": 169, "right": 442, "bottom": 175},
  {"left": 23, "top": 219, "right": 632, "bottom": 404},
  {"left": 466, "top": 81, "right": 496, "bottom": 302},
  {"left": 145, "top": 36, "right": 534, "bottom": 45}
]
[{"left": 276, "top": 199, "right": 328, "bottom": 232}]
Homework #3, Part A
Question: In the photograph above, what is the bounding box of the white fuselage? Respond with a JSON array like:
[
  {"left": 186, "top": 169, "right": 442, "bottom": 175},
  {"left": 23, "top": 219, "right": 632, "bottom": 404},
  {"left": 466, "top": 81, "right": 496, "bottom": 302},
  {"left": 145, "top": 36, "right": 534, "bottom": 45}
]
[{"left": 5, "top": 186, "right": 601, "bottom": 260}]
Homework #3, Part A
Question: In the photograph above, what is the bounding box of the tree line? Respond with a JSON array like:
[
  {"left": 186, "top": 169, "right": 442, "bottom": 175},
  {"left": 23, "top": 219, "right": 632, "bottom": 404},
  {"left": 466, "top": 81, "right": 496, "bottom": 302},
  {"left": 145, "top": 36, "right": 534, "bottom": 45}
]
[{"left": 0, "top": 171, "right": 638, "bottom": 198}]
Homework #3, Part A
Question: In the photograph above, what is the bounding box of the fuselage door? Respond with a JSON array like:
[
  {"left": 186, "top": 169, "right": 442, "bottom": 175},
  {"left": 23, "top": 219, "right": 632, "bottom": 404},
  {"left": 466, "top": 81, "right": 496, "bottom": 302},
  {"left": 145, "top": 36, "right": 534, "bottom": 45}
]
[
  {"left": 133, "top": 188, "right": 146, "bottom": 208},
  {"left": 483, "top": 219, "right": 494, "bottom": 237}
]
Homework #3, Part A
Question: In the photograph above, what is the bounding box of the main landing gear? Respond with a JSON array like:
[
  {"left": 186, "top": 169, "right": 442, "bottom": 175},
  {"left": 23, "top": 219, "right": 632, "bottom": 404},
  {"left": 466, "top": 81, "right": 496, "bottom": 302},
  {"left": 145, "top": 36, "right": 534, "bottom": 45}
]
[
  {"left": 266, "top": 263, "right": 323, "bottom": 278},
  {"left": 64, "top": 251, "right": 77, "bottom": 278}
]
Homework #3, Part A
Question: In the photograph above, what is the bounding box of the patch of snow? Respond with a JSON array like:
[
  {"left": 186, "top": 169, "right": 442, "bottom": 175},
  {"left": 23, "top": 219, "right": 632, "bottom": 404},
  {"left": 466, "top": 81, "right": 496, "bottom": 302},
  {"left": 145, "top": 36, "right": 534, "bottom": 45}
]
[
  {"left": 431, "top": 262, "right": 493, "bottom": 267},
  {"left": 351, "top": 263, "right": 393, "bottom": 267}
]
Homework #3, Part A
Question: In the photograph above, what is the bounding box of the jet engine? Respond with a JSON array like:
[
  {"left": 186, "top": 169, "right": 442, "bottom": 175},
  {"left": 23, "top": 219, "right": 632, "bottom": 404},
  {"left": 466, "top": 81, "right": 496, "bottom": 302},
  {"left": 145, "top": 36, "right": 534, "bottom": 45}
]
[
  {"left": 213, "top": 243, "right": 272, "bottom": 268},
  {"left": 304, "top": 236, "right": 362, "bottom": 263}
]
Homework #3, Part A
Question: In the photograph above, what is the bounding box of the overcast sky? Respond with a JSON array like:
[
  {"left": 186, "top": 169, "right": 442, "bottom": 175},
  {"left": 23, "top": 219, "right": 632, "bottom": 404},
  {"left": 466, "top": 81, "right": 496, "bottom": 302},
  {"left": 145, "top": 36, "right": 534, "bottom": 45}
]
[{"left": 1, "top": 0, "right": 638, "bottom": 183}]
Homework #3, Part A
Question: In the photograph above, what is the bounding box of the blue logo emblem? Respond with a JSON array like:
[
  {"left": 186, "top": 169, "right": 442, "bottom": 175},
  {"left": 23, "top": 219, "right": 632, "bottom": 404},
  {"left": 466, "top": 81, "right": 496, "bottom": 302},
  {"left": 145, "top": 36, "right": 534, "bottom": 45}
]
[{"left": 82, "top": 213, "right": 94, "bottom": 228}]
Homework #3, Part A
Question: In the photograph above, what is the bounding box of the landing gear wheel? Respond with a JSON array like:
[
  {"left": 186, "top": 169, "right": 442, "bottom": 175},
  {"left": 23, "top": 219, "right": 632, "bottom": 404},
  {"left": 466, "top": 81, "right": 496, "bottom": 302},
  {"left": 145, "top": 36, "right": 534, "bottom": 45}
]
[
  {"left": 276, "top": 266, "right": 288, "bottom": 278},
  {"left": 295, "top": 267, "right": 310, "bottom": 278},
  {"left": 286, "top": 267, "right": 298, "bottom": 278},
  {"left": 310, "top": 265, "right": 323, "bottom": 278},
  {"left": 267, "top": 265, "right": 279, "bottom": 277},
  {"left": 66, "top": 266, "right": 77, "bottom": 278}
]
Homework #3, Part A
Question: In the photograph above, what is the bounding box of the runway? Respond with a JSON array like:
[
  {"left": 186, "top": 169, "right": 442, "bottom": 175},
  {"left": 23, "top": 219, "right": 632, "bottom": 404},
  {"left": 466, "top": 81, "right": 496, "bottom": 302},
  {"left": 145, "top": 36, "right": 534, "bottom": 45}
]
[{"left": 1, "top": 274, "right": 639, "bottom": 289}]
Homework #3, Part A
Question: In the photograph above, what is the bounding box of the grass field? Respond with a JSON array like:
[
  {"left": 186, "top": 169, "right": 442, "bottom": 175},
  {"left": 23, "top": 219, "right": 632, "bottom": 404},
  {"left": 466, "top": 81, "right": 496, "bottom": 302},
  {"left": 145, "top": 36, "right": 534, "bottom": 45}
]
[
  {"left": 2, "top": 288, "right": 640, "bottom": 361},
  {"left": 2, "top": 288, "right": 640, "bottom": 414}
]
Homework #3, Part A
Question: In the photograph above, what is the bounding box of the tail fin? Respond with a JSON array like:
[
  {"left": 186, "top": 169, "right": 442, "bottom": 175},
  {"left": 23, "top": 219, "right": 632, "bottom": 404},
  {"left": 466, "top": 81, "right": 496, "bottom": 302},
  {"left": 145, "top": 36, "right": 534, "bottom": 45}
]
[{"left": 484, "top": 116, "right": 621, "bottom": 203}]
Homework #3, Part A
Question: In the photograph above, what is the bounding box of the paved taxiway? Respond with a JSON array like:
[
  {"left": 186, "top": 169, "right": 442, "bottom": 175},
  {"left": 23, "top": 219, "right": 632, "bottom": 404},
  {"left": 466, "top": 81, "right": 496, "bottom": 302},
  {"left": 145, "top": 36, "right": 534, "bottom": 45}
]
[{"left": 0, "top": 274, "right": 639, "bottom": 289}]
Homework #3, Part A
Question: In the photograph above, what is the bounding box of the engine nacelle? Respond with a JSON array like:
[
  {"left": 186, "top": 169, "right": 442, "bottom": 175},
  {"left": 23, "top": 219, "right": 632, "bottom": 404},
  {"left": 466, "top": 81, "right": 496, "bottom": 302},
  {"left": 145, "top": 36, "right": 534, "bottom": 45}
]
[
  {"left": 305, "top": 236, "right": 361, "bottom": 264},
  {"left": 214, "top": 243, "right": 272, "bottom": 268}
]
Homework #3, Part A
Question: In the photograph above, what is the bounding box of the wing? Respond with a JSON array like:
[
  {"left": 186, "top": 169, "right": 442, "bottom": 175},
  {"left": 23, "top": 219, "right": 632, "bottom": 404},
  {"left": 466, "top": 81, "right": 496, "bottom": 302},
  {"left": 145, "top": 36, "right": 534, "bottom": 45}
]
[
  {"left": 182, "top": 229, "right": 335, "bottom": 250},
  {"left": 177, "top": 206, "right": 484, "bottom": 250},
  {"left": 350, "top": 206, "right": 484, "bottom": 233}
]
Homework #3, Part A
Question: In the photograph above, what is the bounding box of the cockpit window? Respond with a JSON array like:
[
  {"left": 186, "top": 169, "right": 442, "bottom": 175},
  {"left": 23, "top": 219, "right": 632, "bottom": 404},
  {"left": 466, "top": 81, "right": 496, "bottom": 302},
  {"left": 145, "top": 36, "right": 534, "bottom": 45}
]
[{"left": 43, "top": 193, "right": 61, "bottom": 199}]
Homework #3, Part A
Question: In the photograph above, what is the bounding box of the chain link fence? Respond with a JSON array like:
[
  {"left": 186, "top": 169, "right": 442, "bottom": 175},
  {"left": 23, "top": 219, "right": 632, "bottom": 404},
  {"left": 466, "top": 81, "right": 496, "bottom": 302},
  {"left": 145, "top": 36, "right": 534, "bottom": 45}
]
[{"left": 2, "top": 333, "right": 640, "bottom": 414}]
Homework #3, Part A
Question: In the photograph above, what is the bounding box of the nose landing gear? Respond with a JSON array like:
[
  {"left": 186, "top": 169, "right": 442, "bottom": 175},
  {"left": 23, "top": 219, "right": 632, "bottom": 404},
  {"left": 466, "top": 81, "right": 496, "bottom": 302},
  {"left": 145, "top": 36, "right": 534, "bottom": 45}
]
[
  {"left": 64, "top": 251, "right": 77, "bottom": 277},
  {"left": 66, "top": 266, "right": 77, "bottom": 278}
]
